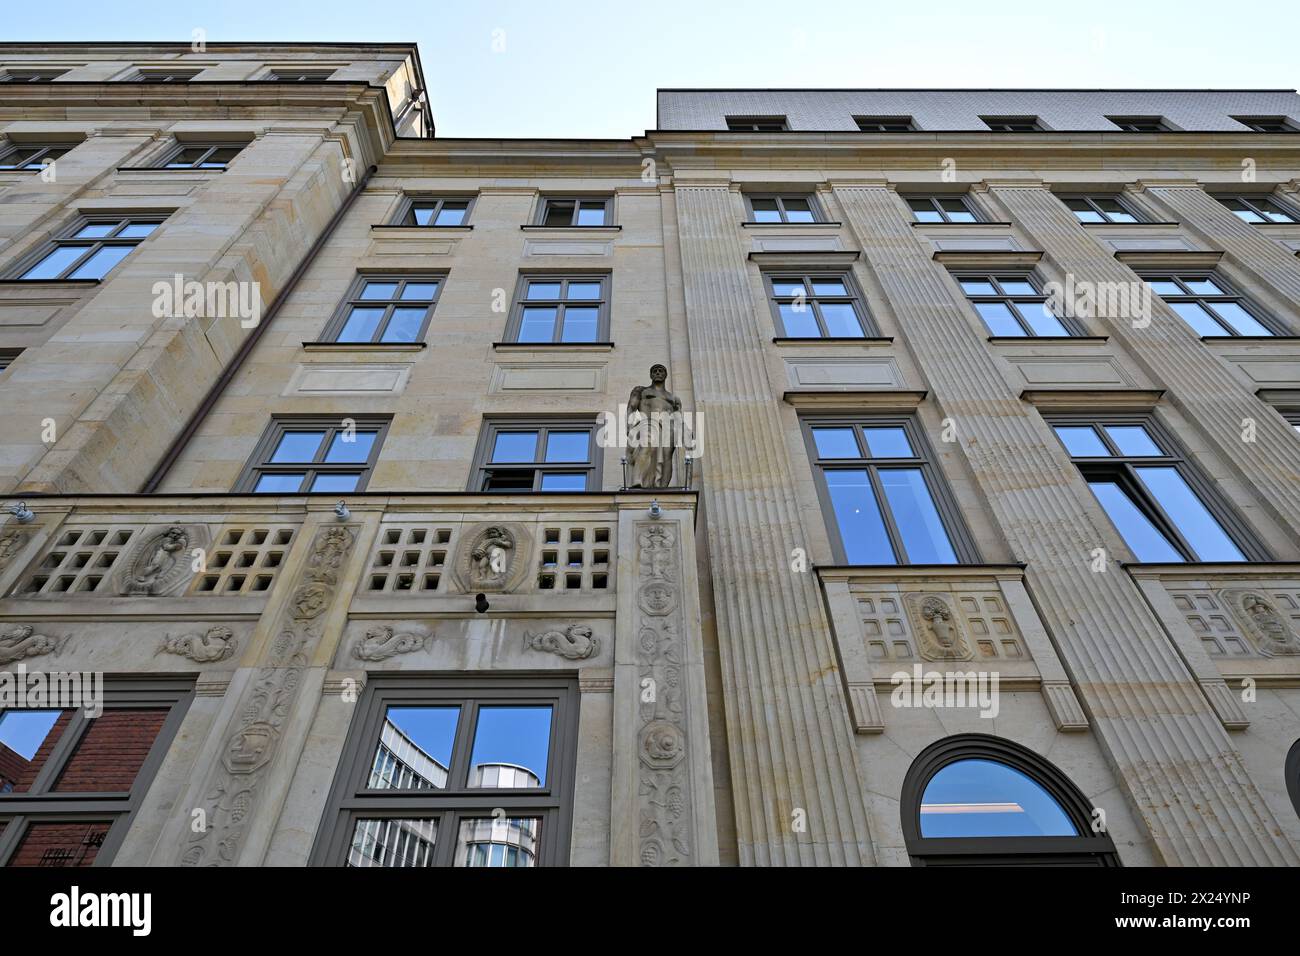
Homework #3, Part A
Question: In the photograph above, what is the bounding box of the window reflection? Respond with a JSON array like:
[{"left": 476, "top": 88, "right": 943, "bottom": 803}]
[
  {"left": 920, "top": 758, "right": 1077, "bottom": 838},
  {"left": 368, "top": 707, "right": 458, "bottom": 790},
  {"left": 455, "top": 817, "right": 540, "bottom": 867},
  {"left": 468, "top": 706, "right": 551, "bottom": 788},
  {"left": 348, "top": 818, "right": 438, "bottom": 867}
]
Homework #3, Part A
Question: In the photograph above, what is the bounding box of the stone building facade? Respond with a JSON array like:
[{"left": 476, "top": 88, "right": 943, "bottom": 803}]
[{"left": 1, "top": 45, "right": 1299, "bottom": 867}]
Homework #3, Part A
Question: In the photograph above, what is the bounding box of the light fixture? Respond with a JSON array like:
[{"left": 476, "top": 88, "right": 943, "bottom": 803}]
[
  {"left": 7, "top": 501, "right": 35, "bottom": 524},
  {"left": 334, "top": 500, "right": 351, "bottom": 521},
  {"left": 475, "top": 593, "right": 490, "bottom": 614},
  {"left": 648, "top": 499, "right": 662, "bottom": 519}
]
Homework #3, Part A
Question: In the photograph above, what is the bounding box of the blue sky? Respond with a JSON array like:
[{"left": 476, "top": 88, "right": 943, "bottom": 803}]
[{"left": 4, "top": 0, "right": 1298, "bottom": 138}]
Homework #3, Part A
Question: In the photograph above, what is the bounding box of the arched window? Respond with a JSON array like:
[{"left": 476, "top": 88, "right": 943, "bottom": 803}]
[
  {"left": 901, "top": 734, "right": 1120, "bottom": 866},
  {"left": 1286, "top": 739, "right": 1300, "bottom": 822}
]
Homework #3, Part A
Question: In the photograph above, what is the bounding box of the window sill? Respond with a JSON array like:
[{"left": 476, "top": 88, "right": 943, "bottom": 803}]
[
  {"left": 773, "top": 336, "right": 893, "bottom": 346},
  {"left": 301, "top": 341, "right": 427, "bottom": 352},
  {"left": 521, "top": 224, "right": 620, "bottom": 232},
  {"left": 1079, "top": 220, "right": 1180, "bottom": 227},
  {"left": 988, "top": 335, "right": 1109, "bottom": 344},
  {"left": 0, "top": 278, "right": 99, "bottom": 287},
  {"left": 910, "top": 220, "right": 1011, "bottom": 227},
  {"left": 742, "top": 221, "right": 842, "bottom": 228},
  {"left": 371, "top": 224, "right": 473, "bottom": 232},
  {"left": 1200, "top": 335, "right": 1300, "bottom": 342},
  {"left": 493, "top": 341, "right": 614, "bottom": 352},
  {"left": 116, "top": 166, "right": 223, "bottom": 173}
]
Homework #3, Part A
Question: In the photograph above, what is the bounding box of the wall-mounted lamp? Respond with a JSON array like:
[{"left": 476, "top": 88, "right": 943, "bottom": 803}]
[
  {"left": 334, "top": 500, "right": 351, "bottom": 521},
  {"left": 475, "top": 593, "right": 490, "bottom": 614},
  {"left": 648, "top": 499, "right": 662, "bottom": 519},
  {"left": 7, "top": 501, "right": 35, "bottom": 524}
]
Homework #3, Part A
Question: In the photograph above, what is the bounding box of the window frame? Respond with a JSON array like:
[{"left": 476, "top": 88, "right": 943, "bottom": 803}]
[
  {"left": 309, "top": 675, "right": 579, "bottom": 868},
  {"left": 1232, "top": 116, "right": 1297, "bottom": 133},
  {"left": 263, "top": 69, "right": 336, "bottom": 82},
  {"left": 904, "top": 194, "right": 982, "bottom": 224},
  {"left": 1287, "top": 739, "right": 1300, "bottom": 823},
  {"left": 0, "top": 69, "right": 67, "bottom": 83},
  {"left": 0, "top": 348, "right": 20, "bottom": 376},
  {"left": 151, "top": 141, "right": 246, "bottom": 171},
  {"left": 1139, "top": 270, "right": 1285, "bottom": 337},
  {"left": 900, "top": 734, "right": 1120, "bottom": 866},
  {"left": 0, "top": 679, "right": 193, "bottom": 867},
  {"left": 470, "top": 417, "right": 602, "bottom": 493},
  {"left": 318, "top": 273, "right": 445, "bottom": 345},
  {"left": 533, "top": 195, "right": 614, "bottom": 228},
  {"left": 236, "top": 415, "right": 392, "bottom": 494},
  {"left": 1047, "top": 412, "right": 1267, "bottom": 563},
  {"left": 504, "top": 272, "right": 611, "bottom": 344},
  {"left": 4, "top": 213, "right": 166, "bottom": 282},
  {"left": 392, "top": 195, "right": 476, "bottom": 228},
  {"left": 123, "top": 69, "right": 200, "bottom": 83},
  {"left": 854, "top": 115, "right": 916, "bottom": 132},
  {"left": 1214, "top": 193, "right": 1299, "bottom": 224},
  {"left": 724, "top": 116, "right": 789, "bottom": 131},
  {"left": 763, "top": 270, "right": 876, "bottom": 339},
  {"left": 1107, "top": 115, "right": 1171, "bottom": 132},
  {"left": 0, "top": 142, "right": 72, "bottom": 171},
  {"left": 981, "top": 116, "right": 1043, "bottom": 132},
  {"left": 744, "top": 193, "right": 825, "bottom": 224},
  {"left": 1058, "top": 193, "right": 1146, "bottom": 224},
  {"left": 952, "top": 270, "right": 1083, "bottom": 338},
  {"left": 801, "top": 414, "right": 978, "bottom": 565}
]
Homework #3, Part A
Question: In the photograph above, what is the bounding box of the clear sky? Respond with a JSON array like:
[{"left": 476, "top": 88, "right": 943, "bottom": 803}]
[{"left": 3, "top": 0, "right": 1297, "bottom": 139}]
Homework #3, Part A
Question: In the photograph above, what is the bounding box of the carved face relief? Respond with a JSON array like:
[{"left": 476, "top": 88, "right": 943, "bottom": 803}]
[
  {"left": 1225, "top": 589, "right": 1300, "bottom": 656},
  {"left": 905, "top": 593, "right": 972, "bottom": 662}
]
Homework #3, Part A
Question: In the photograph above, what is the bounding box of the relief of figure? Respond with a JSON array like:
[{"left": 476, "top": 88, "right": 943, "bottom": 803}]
[
  {"left": 0, "top": 624, "right": 60, "bottom": 664},
  {"left": 627, "top": 364, "right": 682, "bottom": 489},
  {"left": 125, "top": 526, "right": 189, "bottom": 596},
  {"left": 1233, "top": 590, "right": 1300, "bottom": 656},
  {"left": 906, "top": 594, "right": 971, "bottom": 661},
  {"left": 159, "top": 625, "right": 238, "bottom": 663},
  {"left": 470, "top": 526, "right": 514, "bottom": 587}
]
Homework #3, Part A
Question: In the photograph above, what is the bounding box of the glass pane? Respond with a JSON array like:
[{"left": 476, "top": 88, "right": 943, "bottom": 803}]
[
  {"left": 1181, "top": 277, "right": 1225, "bottom": 295},
  {"left": 1207, "top": 302, "right": 1271, "bottom": 336},
  {"left": 783, "top": 198, "right": 815, "bottom": 222},
  {"left": 879, "top": 468, "right": 958, "bottom": 564},
  {"left": 73, "top": 223, "right": 116, "bottom": 238},
  {"left": 7, "top": 821, "right": 112, "bottom": 867},
  {"left": 0, "top": 147, "right": 40, "bottom": 168},
  {"left": 270, "top": 430, "right": 325, "bottom": 463},
  {"left": 53, "top": 708, "right": 168, "bottom": 792},
  {"left": 348, "top": 818, "right": 438, "bottom": 868},
  {"left": 1134, "top": 467, "right": 1245, "bottom": 561},
  {"left": 324, "top": 430, "right": 377, "bottom": 463},
  {"left": 825, "top": 470, "right": 895, "bottom": 564},
  {"left": 1103, "top": 425, "right": 1162, "bottom": 457},
  {"left": 1015, "top": 301, "right": 1068, "bottom": 336},
  {"left": 811, "top": 427, "right": 860, "bottom": 459},
  {"left": 492, "top": 431, "right": 538, "bottom": 462},
  {"left": 309, "top": 473, "right": 360, "bottom": 493},
  {"left": 118, "top": 222, "right": 158, "bottom": 238},
  {"left": 565, "top": 281, "right": 602, "bottom": 300},
  {"left": 518, "top": 306, "right": 557, "bottom": 342},
  {"left": 920, "top": 759, "right": 1077, "bottom": 837},
  {"left": 770, "top": 279, "right": 805, "bottom": 297},
  {"left": 337, "top": 306, "right": 384, "bottom": 342},
  {"left": 0, "top": 710, "right": 65, "bottom": 794},
  {"left": 975, "top": 302, "right": 1022, "bottom": 336},
  {"left": 411, "top": 206, "right": 436, "bottom": 226},
  {"left": 1170, "top": 301, "right": 1226, "bottom": 336},
  {"left": 358, "top": 281, "right": 398, "bottom": 301},
  {"left": 944, "top": 208, "right": 976, "bottom": 223},
  {"left": 20, "top": 244, "right": 89, "bottom": 279},
  {"left": 997, "top": 279, "right": 1037, "bottom": 296},
  {"left": 1231, "top": 207, "right": 1265, "bottom": 223},
  {"left": 381, "top": 307, "right": 426, "bottom": 342},
  {"left": 750, "top": 198, "right": 781, "bottom": 222},
  {"left": 369, "top": 706, "right": 458, "bottom": 789},
  {"left": 1071, "top": 207, "right": 1105, "bottom": 223},
  {"left": 862, "top": 427, "right": 913, "bottom": 458},
  {"left": 253, "top": 473, "right": 305, "bottom": 493},
  {"left": 434, "top": 204, "right": 467, "bottom": 226},
  {"left": 539, "top": 472, "right": 586, "bottom": 491},
  {"left": 544, "top": 430, "right": 588, "bottom": 462},
  {"left": 912, "top": 208, "right": 943, "bottom": 223},
  {"left": 938, "top": 197, "right": 970, "bottom": 214},
  {"left": 454, "top": 817, "right": 540, "bottom": 867},
  {"left": 959, "top": 279, "right": 997, "bottom": 296},
  {"left": 560, "top": 307, "right": 599, "bottom": 342},
  {"left": 68, "top": 245, "right": 132, "bottom": 280},
  {"left": 810, "top": 279, "right": 847, "bottom": 296},
  {"left": 525, "top": 281, "right": 562, "bottom": 300},
  {"left": 1263, "top": 206, "right": 1296, "bottom": 223},
  {"left": 1054, "top": 425, "right": 1108, "bottom": 457},
  {"left": 542, "top": 201, "right": 574, "bottom": 226},
  {"left": 779, "top": 302, "right": 819, "bottom": 338},
  {"left": 203, "top": 147, "right": 241, "bottom": 167},
  {"left": 575, "top": 203, "right": 607, "bottom": 226},
  {"left": 818, "top": 303, "right": 863, "bottom": 337},
  {"left": 1146, "top": 279, "right": 1184, "bottom": 297},
  {"left": 1088, "top": 480, "right": 1183, "bottom": 562},
  {"left": 468, "top": 705, "right": 552, "bottom": 788},
  {"left": 400, "top": 281, "right": 439, "bottom": 300}
]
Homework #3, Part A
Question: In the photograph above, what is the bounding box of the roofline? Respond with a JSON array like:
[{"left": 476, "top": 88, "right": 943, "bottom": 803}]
[
  {"left": 657, "top": 87, "right": 1299, "bottom": 94},
  {"left": 0, "top": 41, "right": 422, "bottom": 49}
]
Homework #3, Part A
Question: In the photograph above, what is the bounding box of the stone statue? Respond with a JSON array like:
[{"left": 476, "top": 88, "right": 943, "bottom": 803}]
[
  {"left": 627, "top": 364, "right": 682, "bottom": 489},
  {"left": 470, "top": 526, "right": 514, "bottom": 587}
]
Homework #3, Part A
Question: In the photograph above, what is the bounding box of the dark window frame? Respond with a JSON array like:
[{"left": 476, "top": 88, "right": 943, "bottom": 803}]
[
  {"left": 1232, "top": 116, "right": 1297, "bottom": 133},
  {"left": 318, "top": 273, "right": 445, "bottom": 345},
  {"left": 900, "top": 734, "right": 1121, "bottom": 866},
  {"left": 904, "top": 194, "right": 982, "bottom": 223},
  {"left": 854, "top": 115, "right": 916, "bottom": 132},
  {"left": 1047, "top": 412, "right": 1268, "bottom": 563},
  {"left": 1058, "top": 193, "right": 1146, "bottom": 224},
  {"left": 393, "top": 195, "right": 476, "bottom": 227},
  {"left": 981, "top": 116, "right": 1044, "bottom": 132},
  {"left": 236, "top": 415, "right": 392, "bottom": 494},
  {"left": 4, "top": 213, "right": 166, "bottom": 282},
  {"left": 504, "top": 272, "right": 611, "bottom": 344},
  {"left": 0, "top": 69, "right": 67, "bottom": 83},
  {"left": 763, "top": 270, "right": 876, "bottom": 339},
  {"left": 1287, "top": 739, "right": 1300, "bottom": 822},
  {"left": 263, "top": 69, "right": 336, "bottom": 82},
  {"left": 533, "top": 195, "right": 614, "bottom": 228},
  {"left": 0, "top": 142, "right": 73, "bottom": 171},
  {"left": 952, "top": 270, "right": 1083, "bottom": 337},
  {"left": 151, "top": 141, "right": 247, "bottom": 170},
  {"left": 124, "top": 69, "right": 200, "bottom": 83},
  {"left": 0, "top": 679, "right": 194, "bottom": 867},
  {"left": 1139, "top": 270, "right": 1285, "bottom": 337},
  {"left": 309, "top": 675, "right": 579, "bottom": 867},
  {"left": 1107, "top": 115, "right": 1171, "bottom": 132},
  {"left": 0, "top": 348, "right": 20, "bottom": 375},
  {"left": 744, "top": 193, "right": 825, "bottom": 223},
  {"left": 1214, "top": 193, "right": 1299, "bottom": 224},
  {"left": 800, "top": 414, "right": 978, "bottom": 565},
  {"left": 470, "top": 417, "right": 602, "bottom": 493},
  {"left": 725, "top": 115, "right": 789, "bottom": 132}
]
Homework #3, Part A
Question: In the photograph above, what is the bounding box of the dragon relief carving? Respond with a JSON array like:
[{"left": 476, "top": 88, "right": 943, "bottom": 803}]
[
  {"left": 524, "top": 624, "right": 600, "bottom": 660},
  {"left": 158, "top": 625, "right": 238, "bottom": 663},
  {"left": 0, "top": 624, "right": 64, "bottom": 664},
  {"left": 352, "top": 624, "right": 429, "bottom": 661}
]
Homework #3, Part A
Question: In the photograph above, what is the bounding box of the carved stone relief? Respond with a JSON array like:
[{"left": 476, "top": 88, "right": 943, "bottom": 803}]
[
  {"left": 0, "top": 624, "right": 66, "bottom": 664},
  {"left": 158, "top": 625, "right": 238, "bottom": 663},
  {"left": 119, "top": 525, "right": 201, "bottom": 596},
  {"left": 351, "top": 624, "right": 429, "bottom": 661},
  {"left": 524, "top": 624, "right": 600, "bottom": 660},
  {"left": 1223, "top": 588, "right": 1300, "bottom": 657},
  {"left": 452, "top": 523, "right": 531, "bottom": 593},
  {"left": 0, "top": 527, "right": 31, "bottom": 572},
  {"left": 904, "top": 593, "right": 973, "bottom": 662}
]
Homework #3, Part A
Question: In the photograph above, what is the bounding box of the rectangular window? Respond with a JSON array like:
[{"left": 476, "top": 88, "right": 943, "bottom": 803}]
[
  {"left": 855, "top": 116, "right": 916, "bottom": 132},
  {"left": 1050, "top": 416, "right": 1257, "bottom": 562},
  {"left": 0, "top": 681, "right": 191, "bottom": 867},
  {"left": 1286, "top": 412, "right": 1300, "bottom": 435},
  {"left": 7, "top": 215, "right": 164, "bottom": 281},
  {"left": 726, "top": 116, "right": 788, "bottom": 131},
  {"left": 153, "top": 142, "right": 245, "bottom": 170},
  {"left": 1107, "top": 116, "right": 1170, "bottom": 132},
  {"left": 321, "top": 274, "right": 443, "bottom": 344},
  {"left": 1140, "top": 272, "right": 1279, "bottom": 337},
  {"left": 905, "top": 194, "right": 980, "bottom": 223},
  {"left": 311, "top": 677, "right": 578, "bottom": 867},
  {"left": 0, "top": 69, "right": 66, "bottom": 83},
  {"left": 125, "top": 69, "right": 200, "bottom": 83},
  {"left": 535, "top": 196, "right": 612, "bottom": 227},
  {"left": 1060, "top": 195, "right": 1143, "bottom": 224},
  {"left": 766, "top": 272, "right": 874, "bottom": 338},
  {"left": 0, "top": 349, "right": 20, "bottom": 375},
  {"left": 238, "top": 417, "right": 391, "bottom": 493},
  {"left": 0, "top": 143, "right": 72, "bottom": 171},
  {"left": 264, "top": 69, "right": 335, "bottom": 82},
  {"left": 398, "top": 196, "right": 474, "bottom": 227},
  {"left": 746, "top": 194, "right": 822, "bottom": 223},
  {"left": 472, "top": 420, "right": 599, "bottom": 492},
  {"left": 1215, "top": 194, "right": 1298, "bottom": 224},
  {"left": 507, "top": 274, "right": 608, "bottom": 344},
  {"left": 804, "top": 417, "right": 971, "bottom": 565},
  {"left": 1232, "top": 116, "right": 1296, "bottom": 133},
  {"left": 954, "top": 272, "right": 1074, "bottom": 337},
  {"left": 982, "top": 116, "right": 1043, "bottom": 132}
]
